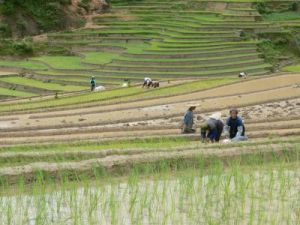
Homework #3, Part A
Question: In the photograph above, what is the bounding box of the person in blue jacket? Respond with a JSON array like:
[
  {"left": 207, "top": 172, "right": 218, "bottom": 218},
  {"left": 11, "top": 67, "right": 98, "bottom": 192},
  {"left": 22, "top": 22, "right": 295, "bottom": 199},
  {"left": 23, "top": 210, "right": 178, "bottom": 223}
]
[
  {"left": 182, "top": 105, "right": 197, "bottom": 133},
  {"left": 90, "top": 76, "right": 96, "bottom": 91},
  {"left": 224, "top": 108, "right": 247, "bottom": 141}
]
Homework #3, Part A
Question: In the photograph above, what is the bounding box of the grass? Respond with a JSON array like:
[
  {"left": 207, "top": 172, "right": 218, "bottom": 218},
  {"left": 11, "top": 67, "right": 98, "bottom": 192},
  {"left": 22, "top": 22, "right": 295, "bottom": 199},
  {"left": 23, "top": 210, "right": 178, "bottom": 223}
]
[
  {"left": 97, "top": 63, "right": 271, "bottom": 76},
  {"left": 0, "top": 87, "right": 36, "bottom": 97},
  {"left": 115, "top": 53, "right": 260, "bottom": 63},
  {"left": 32, "top": 56, "right": 91, "bottom": 70},
  {"left": 0, "top": 136, "right": 299, "bottom": 166},
  {"left": 0, "top": 77, "right": 87, "bottom": 92},
  {"left": 263, "top": 12, "right": 300, "bottom": 22},
  {"left": 0, "top": 139, "right": 299, "bottom": 224},
  {"left": 0, "top": 60, "right": 48, "bottom": 70},
  {"left": 0, "top": 86, "right": 143, "bottom": 112},
  {"left": 0, "top": 137, "right": 190, "bottom": 153},
  {"left": 82, "top": 52, "right": 121, "bottom": 65},
  {"left": 283, "top": 64, "right": 300, "bottom": 72}
]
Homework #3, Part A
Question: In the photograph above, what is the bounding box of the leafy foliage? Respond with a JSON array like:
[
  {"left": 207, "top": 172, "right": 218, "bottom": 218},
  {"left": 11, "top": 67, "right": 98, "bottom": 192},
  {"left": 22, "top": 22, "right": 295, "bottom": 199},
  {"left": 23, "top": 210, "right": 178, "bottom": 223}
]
[
  {"left": 0, "top": 39, "right": 34, "bottom": 56},
  {"left": 0, "top": 0, "right": 73, "bottom": 31}
]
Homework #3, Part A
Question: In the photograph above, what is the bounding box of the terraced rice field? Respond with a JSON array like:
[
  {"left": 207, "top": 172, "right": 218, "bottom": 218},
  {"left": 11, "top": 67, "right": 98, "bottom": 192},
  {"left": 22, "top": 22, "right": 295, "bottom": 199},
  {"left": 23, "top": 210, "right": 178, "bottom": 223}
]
[{"left": 0, "top": 0, "right": 300, "bottom": 224}]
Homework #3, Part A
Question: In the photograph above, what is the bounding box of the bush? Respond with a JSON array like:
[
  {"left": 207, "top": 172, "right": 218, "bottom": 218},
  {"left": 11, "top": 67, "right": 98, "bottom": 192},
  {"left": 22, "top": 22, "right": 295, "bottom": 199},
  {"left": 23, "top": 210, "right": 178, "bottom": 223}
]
[
  {"left": 258, "top": 40, "right": 280, "bottom": 63},
  {"left": 0, "top": 22, "right": 11, "bottom": 38},
  {"left": 12, "top": 41, "right": 34, "bottom": 55}
]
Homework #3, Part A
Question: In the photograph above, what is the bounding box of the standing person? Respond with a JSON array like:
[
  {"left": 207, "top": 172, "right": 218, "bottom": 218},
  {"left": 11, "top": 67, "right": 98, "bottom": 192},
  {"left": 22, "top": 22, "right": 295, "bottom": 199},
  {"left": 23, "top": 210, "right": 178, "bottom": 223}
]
[
  {"left": 90, "top": 76, "right": 96, "bottom": 91},
  {"left": 143, "top": 77, "right": 152, "bottom": 88},
  {"left": 224, "top": 108, "right": 247, "bottom": 141},
  {"left": 182, "top": 105, "right": 197, "bottom": 134},
  {"left": 201, "top": 112, "right": 224, "bottom": 142}
]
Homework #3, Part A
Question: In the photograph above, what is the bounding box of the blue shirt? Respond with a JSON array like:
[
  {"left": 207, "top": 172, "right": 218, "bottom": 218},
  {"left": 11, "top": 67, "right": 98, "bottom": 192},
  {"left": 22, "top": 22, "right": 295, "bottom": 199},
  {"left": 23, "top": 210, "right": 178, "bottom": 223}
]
[
  {"left": 183, "top": 111, "right": 194, "bottom": 127},
  {"left": 226, "top": 116, "right": 245, "bottom": 138}
]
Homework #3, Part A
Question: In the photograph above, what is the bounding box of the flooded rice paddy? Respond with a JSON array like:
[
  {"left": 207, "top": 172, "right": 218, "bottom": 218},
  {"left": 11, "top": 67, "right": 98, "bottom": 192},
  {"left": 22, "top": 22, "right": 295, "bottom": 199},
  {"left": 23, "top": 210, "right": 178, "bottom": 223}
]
[{"left": 0, "top": 164, "right": 299, "bottom": 225}]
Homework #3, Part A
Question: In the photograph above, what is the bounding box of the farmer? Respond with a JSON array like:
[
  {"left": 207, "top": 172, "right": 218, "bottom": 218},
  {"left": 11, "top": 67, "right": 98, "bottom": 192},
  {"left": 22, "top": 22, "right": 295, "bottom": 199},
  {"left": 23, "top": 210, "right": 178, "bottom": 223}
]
[
  {"left": 90, "top": 76, "right": 96, "bottom": 91},
  {"left": 151, "top": 81, "right": 160, "bottom": 88},
  {"left": 239, "top": 72, "right": 247, "bottom": 79},
  {"left": 182, "top": 104, "right": 197, "bottom": 134},
  {"left": 224, "top": 108, "right": 247, "bottom": 141},
  {"left": 201, "top": 112, "right": 224, "bottom": 142},
  {"left": 143, "top": 77, "right": 152, "bottom": 88}
]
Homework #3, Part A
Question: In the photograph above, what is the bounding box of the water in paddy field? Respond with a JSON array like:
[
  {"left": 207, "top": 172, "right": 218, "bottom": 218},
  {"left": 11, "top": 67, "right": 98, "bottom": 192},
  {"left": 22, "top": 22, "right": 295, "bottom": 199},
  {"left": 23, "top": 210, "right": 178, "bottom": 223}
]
[{"left": 0, "top": 166, "right": 300, "bottom": 225}]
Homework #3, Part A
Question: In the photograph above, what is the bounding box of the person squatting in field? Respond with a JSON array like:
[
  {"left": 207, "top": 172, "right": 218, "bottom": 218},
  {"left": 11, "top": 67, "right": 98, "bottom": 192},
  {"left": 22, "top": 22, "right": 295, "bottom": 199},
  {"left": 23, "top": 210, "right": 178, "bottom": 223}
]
[
  {"left": 224, "top": 108, "right": 248, "bottom": 141},
  {"left": 90, "top": 76, "right": 96, "bottom": 91},
  {"left": 182, "top": 105, "right": 197, "bottom": 133},
  {"left": 200, "top": 112, "right": 224, "bottom": 143}
]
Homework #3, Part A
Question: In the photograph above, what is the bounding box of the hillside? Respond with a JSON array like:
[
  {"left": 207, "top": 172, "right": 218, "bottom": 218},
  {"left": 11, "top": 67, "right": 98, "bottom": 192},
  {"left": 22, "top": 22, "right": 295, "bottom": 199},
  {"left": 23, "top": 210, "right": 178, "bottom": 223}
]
[{"left": 0, "top": 0, "right": 109, "bottom": 37}]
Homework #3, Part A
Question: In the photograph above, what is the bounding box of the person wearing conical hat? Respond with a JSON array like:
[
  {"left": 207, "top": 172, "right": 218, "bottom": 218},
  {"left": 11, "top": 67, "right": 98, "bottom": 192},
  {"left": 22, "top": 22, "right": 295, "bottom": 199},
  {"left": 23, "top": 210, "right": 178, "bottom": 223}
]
[
  {"left": 201, "top": 112, "right": 224, "bottom": 142},
  {"left": 182, "top": 104, "right": 197, "bottom": 134}
]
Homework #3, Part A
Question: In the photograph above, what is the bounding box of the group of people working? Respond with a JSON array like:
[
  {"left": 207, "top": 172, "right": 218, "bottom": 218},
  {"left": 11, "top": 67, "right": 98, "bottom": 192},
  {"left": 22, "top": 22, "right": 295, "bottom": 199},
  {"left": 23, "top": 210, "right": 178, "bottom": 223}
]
[{"left": 182, "top": 105, "right": 247, "bottom": 143}]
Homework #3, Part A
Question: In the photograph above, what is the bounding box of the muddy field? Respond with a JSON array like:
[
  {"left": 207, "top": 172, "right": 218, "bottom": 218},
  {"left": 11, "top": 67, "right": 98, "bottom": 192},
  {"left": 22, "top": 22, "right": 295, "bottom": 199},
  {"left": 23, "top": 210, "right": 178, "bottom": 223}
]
[{"left": 0, "top": 74, "right": 299, "bottom": 145}]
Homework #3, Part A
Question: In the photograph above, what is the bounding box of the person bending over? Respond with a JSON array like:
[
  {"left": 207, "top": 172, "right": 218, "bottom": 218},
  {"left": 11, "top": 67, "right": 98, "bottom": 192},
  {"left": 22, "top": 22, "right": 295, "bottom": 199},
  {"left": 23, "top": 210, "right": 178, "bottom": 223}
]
[
  {"left": 143, "top": 77, "right": 152, "bottom": 88},
  {"left": 201, "top": 112, "right": 224, "bottom": 142}
]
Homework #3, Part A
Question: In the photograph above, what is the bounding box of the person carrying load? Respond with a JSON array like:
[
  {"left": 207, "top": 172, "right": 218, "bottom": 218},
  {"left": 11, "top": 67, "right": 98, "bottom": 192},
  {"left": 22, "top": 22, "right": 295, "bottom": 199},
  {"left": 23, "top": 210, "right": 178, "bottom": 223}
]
[
  {"left": 224, "top": 108, "right": 247, "bottom": 142},
  {"left": 181, "top": 104, "right": 197, "bottom": 134},
  {"left": 201, "top": 112, "right": 224, "bottom": 143}
]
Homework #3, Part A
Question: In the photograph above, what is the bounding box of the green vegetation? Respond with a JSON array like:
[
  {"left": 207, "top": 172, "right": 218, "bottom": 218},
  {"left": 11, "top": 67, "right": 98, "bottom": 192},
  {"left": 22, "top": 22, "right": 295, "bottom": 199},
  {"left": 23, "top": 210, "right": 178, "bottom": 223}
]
[
  {"left": 283, "top": 64, "right": 300, "bottom": 72},
  {"left": 0, "top": 86, "right": 143, "bottom": 112},
  {"left": 0, "top": 0, "right": 82, "bottom": 32},
  {"left": 263, "top": 12, "right": 300, "bottom": 21},
  {"left": 0, "top": 139, "right": 299, "bottom": 224},
  {"left": 83, "top": 52, "right": 121, "bottom": 65},
  {"left": 0, "top": 87, "right": 36, "bottom": 97},
  {"left": 0, "top": 136, "right": 190, "bottom": 154},
  {"left": 32, "top": 56, "right": 90, "bottom": 70},
  {"left": 0, "top": 77, "right": 86, "bottom": 92},
  {"left": 0, "top": 59, "right": 48, "bottom": 70},
  {"left": 0, "top": 39, "right": 34, "bottom": 56}
]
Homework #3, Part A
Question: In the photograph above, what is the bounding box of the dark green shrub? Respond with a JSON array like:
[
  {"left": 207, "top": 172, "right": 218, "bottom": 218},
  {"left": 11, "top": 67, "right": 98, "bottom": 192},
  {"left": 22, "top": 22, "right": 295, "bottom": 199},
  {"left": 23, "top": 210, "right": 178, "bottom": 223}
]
[
  {"left": 258, "top": 39, "right": 281, "bottom": 64},
  {"left": 12, "top": 41, "right": 34, "bottom": 55},
  {"left": 0, "top": 22, "right": 11, "bottom": 37},
  {"left": 288, "top": 3, "right": 298, "bottom": 11}
]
